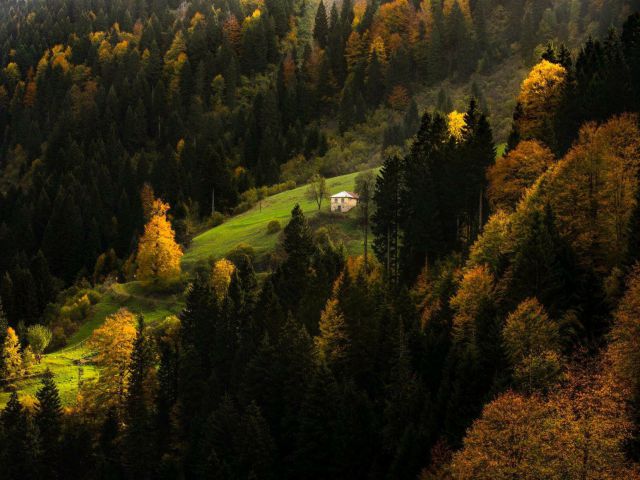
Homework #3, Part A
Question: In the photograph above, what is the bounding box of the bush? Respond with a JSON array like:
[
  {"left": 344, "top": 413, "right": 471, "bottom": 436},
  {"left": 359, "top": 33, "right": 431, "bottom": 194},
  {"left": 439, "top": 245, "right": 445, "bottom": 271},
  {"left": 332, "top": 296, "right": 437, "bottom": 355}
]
[
  {"left": 211, "top": 211, "right": 224, "bottom": 227},
  {"left": 267, "top": 220, "right": 281, "bottom": 234},
  {"left": 233, "top": 181, "right": 297, "bottom": 215},
  {"left": 140, "top": 275, "right": 187, "bottom": 295},
  {"left": 226, "top": 243, "right": 256, "bottom": 265}
]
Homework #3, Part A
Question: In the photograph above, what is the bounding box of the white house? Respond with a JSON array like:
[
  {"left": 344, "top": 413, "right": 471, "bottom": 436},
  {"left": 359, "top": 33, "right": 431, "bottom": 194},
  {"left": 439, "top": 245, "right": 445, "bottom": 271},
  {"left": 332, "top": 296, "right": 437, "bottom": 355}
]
[{"left": 330, "top": 191, "right": 359, "bottom": 213}]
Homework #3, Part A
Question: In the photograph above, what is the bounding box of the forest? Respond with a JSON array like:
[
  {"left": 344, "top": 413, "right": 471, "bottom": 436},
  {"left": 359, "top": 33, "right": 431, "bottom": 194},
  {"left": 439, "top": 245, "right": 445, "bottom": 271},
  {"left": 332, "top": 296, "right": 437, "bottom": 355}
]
[{"left": 2, "top": 0, "right": 640, "bottom": 478}]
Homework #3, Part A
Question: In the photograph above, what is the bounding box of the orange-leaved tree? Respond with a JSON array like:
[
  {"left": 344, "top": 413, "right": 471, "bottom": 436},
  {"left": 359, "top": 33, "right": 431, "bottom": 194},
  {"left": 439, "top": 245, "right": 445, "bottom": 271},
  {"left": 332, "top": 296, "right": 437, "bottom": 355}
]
[
  {"left": 487, "top": 140, "right": 555, "bottom": 211},
  {"left": 450, "top": 365, "right": 636, "bottom": 479},
  {"left": 87, "top": 308, "right": 137, "bottom": 409},
  {"left": 136, "top": 198, "right": 183, "bottom": 281}
]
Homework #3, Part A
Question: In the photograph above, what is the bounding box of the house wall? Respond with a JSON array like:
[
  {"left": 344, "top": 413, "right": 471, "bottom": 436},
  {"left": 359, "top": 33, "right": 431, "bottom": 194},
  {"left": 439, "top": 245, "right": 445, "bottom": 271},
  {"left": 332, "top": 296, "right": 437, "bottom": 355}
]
[{"left": 331, "top": 197, "right": 358, "bottom": 212}]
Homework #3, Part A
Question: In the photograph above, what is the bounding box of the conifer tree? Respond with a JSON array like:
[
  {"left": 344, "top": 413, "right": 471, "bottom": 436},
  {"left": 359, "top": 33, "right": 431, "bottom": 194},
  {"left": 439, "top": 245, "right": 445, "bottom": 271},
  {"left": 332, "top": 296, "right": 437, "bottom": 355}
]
[
  {"left": 289, "top": 365, "right": 342, "bottom": 479},
  {"left": 234, "top": 402, "right": 276, "bottom": 479},
  {"left": 313, "top": 0, "right": 329, "bottom": 49},
  {"left": 2, "top": 392, "right": 39, "bottom": 479},
  {"left": 459, "top": 99, "right": 495, "bottom": 239},
  {"left": 372, "top": 156, "right": 402, "bottom": 285},
  {"left": 179, "top": 270, "right": 218, "bottom": 416},
  {"left": 35, "top": 369, "right": 62, "bottom": 478},
  {"left": 315, "top": 298, "right": 350, "bottom": 374},
  {"left": 382, "top": 322, "right": 426, "bottom": 478},
  {"left": 275, "top": 205, "right": 315, "bottom": 313},
  {"left": 507, "top": 203, "right": 578, "bottom": 318},
  {"left": 124, "top": 316, "right": 157, "bottom": 479},
  {"left": 365, "top": 50, "right": 384, "bottom": 108},
  {"left": 400, "top": 112, "right": 449, "bottom": 283},
  {"left": 97, "top": 407, "right": 122, "bottom": 479}
]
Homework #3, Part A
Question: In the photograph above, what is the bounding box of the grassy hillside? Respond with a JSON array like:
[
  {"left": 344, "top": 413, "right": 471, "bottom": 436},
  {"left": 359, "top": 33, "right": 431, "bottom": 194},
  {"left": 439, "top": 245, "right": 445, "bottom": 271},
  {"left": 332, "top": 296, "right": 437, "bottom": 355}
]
[
  {"left": 0, "top": 281, "right": 185, "bottom": 406},
  {"left": 183, "top": 170, "right": 374, "bottom": 270},
  {"left": 1, "top": 169, "right": 373, "bottom": 406}
]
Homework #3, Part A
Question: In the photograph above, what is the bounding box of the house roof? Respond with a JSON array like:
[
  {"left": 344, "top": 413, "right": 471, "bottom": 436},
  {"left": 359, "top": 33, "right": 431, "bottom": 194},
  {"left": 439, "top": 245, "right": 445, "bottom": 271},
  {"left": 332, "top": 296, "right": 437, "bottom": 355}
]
[{"left": 331, "top": 191, "right": 359, "bottom": 199}]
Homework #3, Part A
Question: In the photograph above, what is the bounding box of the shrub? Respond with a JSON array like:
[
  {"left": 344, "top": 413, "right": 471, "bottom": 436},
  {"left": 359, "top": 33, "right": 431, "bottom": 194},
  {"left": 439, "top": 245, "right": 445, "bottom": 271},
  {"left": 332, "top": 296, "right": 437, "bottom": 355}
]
[
  {"left": 211, "top": 211, "right": 224, "bottom": 227},
  {"left": 234, "top": 181, "right": 297, "bottom": 214},
  {"left": 226, "top": 243, "right": 256, "bottom": 264},
  {"left": 267, "top": 220, "right": 281, "bottom": 234}
]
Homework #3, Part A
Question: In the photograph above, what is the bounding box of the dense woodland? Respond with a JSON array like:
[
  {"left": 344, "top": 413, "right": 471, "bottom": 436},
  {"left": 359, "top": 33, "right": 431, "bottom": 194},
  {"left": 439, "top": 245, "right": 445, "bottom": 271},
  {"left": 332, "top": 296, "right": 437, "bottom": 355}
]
[{"left": 2, "top": 0, "right": 640, "bottom": 478}]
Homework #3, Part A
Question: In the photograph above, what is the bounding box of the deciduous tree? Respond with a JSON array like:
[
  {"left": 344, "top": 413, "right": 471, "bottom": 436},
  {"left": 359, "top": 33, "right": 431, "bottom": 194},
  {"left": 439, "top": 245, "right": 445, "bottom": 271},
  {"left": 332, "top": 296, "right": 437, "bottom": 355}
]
[
  {"left": 502, "top": 298, "right": 562, "bottom": 392},
  {"left": 487, "top": 140, "right": 555, "bottom": 211},
  {"left": 26, "top": 324, "right": 52, "bottom": 362},
  {"left": 136, "top": 198, "right": 183, "bottom": 281},
  {"left": 2, "top": 326, "right": 22, "bottom": 380},
  {"left": 306, "top": 173, "right": 330, "bottom": 210},
  {"left": 87, "top": 308, "right": 137, "bottom": 410}
]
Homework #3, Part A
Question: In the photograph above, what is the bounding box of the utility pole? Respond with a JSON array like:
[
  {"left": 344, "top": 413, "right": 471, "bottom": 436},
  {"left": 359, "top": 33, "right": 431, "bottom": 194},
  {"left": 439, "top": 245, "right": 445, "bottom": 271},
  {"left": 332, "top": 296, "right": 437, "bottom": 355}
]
[{"left": 211, "top": 186, "right": 215, "bottom": 216}]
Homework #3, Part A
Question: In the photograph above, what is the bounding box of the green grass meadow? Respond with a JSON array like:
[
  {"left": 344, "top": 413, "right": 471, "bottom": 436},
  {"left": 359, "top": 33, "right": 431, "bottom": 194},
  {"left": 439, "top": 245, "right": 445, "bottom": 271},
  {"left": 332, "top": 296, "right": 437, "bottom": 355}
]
[
  {"left": 182, "top": 169, "right": 375, "bottom": 270},
  {"left": 3, "top": 169, "right": 374, "bottom": 406}
]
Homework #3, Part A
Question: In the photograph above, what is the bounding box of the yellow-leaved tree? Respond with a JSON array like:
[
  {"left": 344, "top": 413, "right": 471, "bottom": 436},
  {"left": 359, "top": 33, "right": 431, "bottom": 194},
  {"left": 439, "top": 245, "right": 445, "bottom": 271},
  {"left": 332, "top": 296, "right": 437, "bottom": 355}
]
[
  {"left": 136, "top": 198, "right": 183, "bottom": 281},
  {"left": 516, "top": 59, "right": 567, "bottom": 141},
  {"left": 447, "top": 110, "right": 466, "bottom": 142},
  {"left": 211, "top": 258, "right": 236, "bottom": 303},
  {"left": 2, "top": 327, "right": 22, "bottom": 380},
  {"left": 86, "top": 308, "right": 137, "bottom": 409}
]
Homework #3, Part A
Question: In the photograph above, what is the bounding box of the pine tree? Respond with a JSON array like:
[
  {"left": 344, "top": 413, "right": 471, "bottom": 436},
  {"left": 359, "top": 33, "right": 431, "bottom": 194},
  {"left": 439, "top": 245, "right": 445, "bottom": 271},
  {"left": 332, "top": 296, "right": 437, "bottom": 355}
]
[
  {"left": 382, "top": 322, "right": 426, "bottom": 478},
  {"left": 289, "top": 364, "right": 342, "bottom": 479},
  {"left": 313, "top": 0, "right": 329, "bottom": 49},
  {"left": 97, "top": 407, "right": 123, "bottom": 479},
  {"left": 365, "top": 50, "right": 384, "bottom": 108},
  {"left": 315, "top": 298, "right": 350, "bottom": 375},
  {"left": 123, "top": 316, "right": 157, "bottom": 479},
  {"left": 459, "top": 99, "right": 495, "bottom": 240},
  {"left": 2, "top": 392, "right": 39, "bottom": 479},
  {"left": 372, "top": 156, "right": 402, "bottom": 285},
  {"left": 35, "top": 369, "right": 62, "bottom": 478},
  {"left": 234, "top": 402, "right": 276, "bottom": 479},
  {"left": 274, "top": 205, "right": 315, "bottom": 314},
  {"left": 400, "top": 112, "right": 449, "bottom": 283},
  {"left": 179, "top": 270, "right": 218, "bottom": 417},
  {"left": 507, "top": 203, "right": 578, "bottom": 318}
]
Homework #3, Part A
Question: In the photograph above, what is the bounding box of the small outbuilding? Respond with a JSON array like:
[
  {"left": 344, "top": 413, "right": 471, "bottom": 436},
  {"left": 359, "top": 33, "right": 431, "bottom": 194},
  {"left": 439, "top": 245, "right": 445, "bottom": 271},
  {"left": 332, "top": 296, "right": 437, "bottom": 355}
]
[{"left": 330, "top": 191, "right": 359, "bottom": 213}]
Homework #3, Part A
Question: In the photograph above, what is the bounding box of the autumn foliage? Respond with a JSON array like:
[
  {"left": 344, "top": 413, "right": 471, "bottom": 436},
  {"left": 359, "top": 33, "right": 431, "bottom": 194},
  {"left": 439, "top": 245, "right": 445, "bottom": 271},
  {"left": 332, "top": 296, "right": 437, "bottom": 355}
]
[
  {"left": 450, "top": 367, "right": 636, "bottom": 479},
  {"left": 136, "top": 199, "right": 183, "bottom": 281},
  {"left": 516, "top": 60, "right": 567, "bottom": 141},
  {"left": 487, "top": 140, "right": 555, "bottom": 211},
  {"left": 86, "top": 308, "right": 137, "bottom": 409}
]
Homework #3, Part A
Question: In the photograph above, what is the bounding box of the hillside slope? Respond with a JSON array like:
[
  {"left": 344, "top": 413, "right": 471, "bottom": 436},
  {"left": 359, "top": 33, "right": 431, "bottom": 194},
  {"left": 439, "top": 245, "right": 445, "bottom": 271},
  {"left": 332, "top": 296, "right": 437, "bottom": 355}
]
[
  {"left": 183, "top": 170, "right": 372, "bottom": 270},
  {"left": 0, "top": 169, "right": 373, "bottom": 406}
]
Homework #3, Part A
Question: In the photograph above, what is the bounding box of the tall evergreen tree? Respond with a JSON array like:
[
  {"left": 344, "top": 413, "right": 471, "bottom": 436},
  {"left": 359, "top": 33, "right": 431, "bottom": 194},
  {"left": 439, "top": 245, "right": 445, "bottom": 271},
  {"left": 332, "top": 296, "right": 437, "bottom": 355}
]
[
  {"left": 2, "top": 392, "right": 39, "bottom": 479},
  {"left": 35, "top": 369, "right": 62, "bottom": 479},
  {"left": 123, "top": 316, "right": 156, "bottom": 479},
  {"left": 400, "top": 112, "right": 449, "bottom": 283},
  {"left": 313, "top": 0, "right": 329, "bottom": 49},
  {"left": 372, "top": 156, "right": 403, "bottom": 285},
  {"left": 274, "top": 205, "right": 315, "bottom": 315}
]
